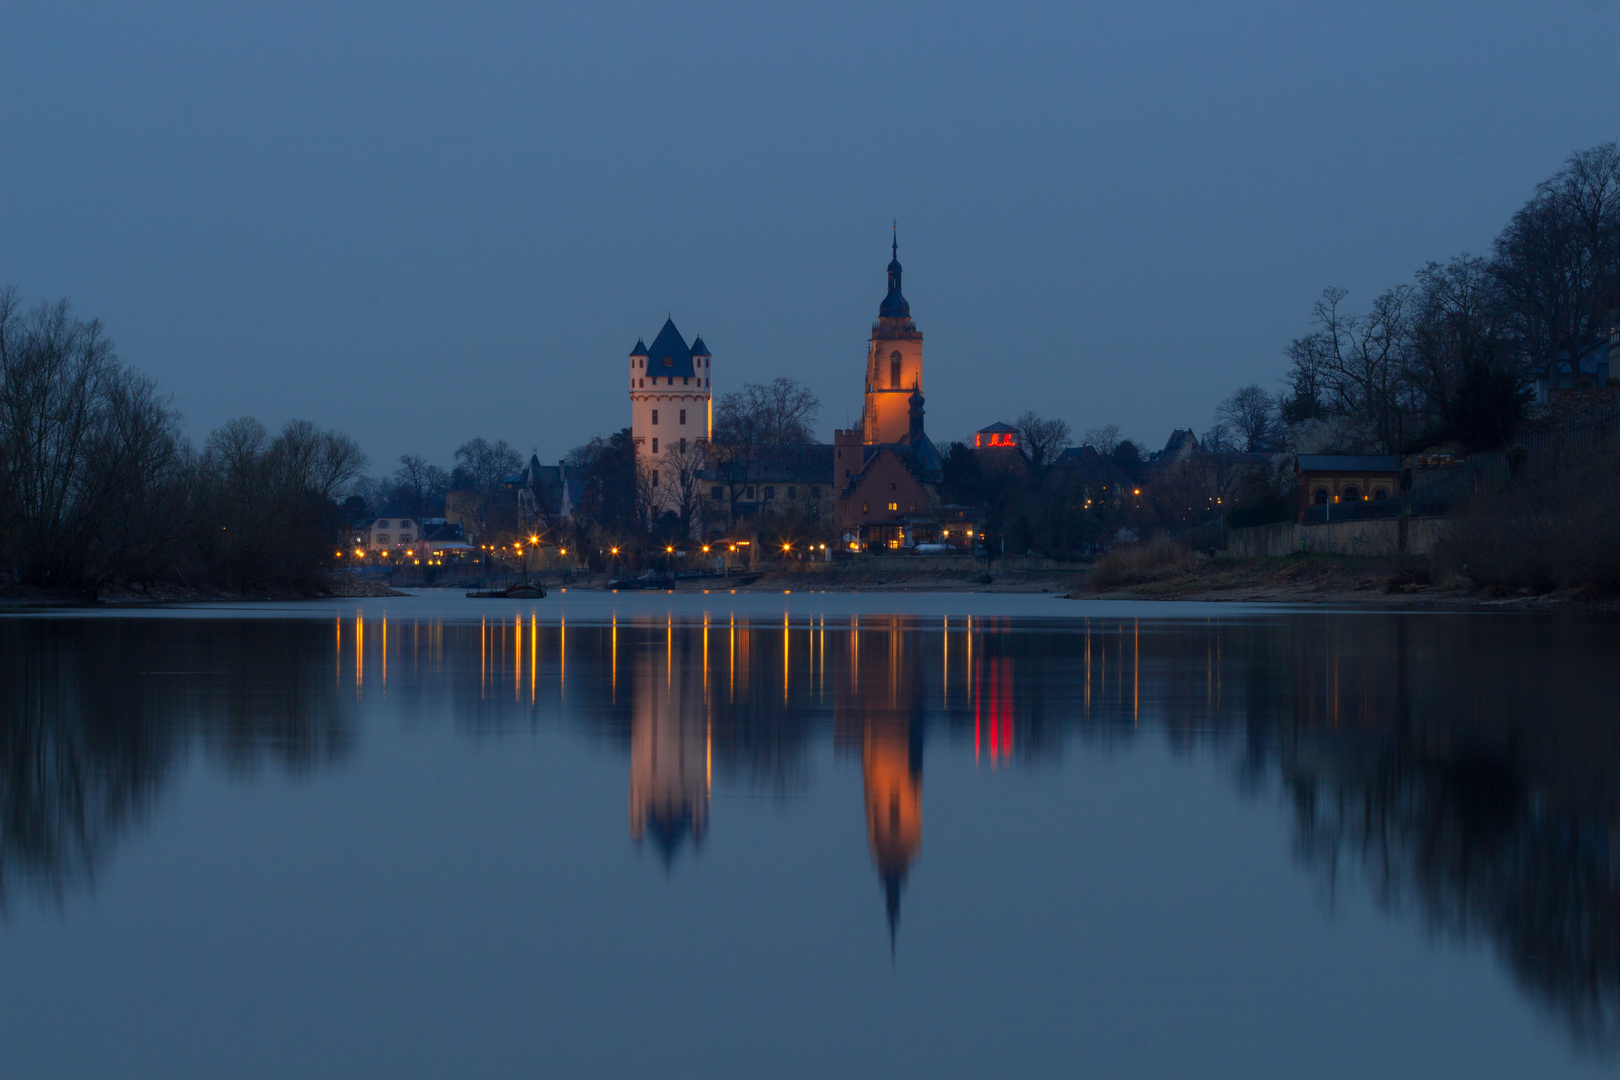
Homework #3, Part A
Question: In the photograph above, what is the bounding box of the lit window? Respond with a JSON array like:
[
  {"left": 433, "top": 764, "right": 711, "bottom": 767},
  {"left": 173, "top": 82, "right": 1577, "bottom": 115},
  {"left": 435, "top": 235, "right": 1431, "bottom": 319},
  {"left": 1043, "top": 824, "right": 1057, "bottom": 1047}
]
[
  {"left": 862, "top": 501, "right": 869, "bottom": 513},
  {"left": 888, "top": 502, "right": 898, "bottom": 511}
]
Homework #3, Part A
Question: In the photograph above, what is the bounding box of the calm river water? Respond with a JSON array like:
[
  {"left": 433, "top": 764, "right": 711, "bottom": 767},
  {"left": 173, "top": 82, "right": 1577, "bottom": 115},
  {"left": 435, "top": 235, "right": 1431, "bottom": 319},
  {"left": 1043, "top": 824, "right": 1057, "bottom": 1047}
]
[{"left": 1, "top": 590, "right": 1617, "bottom": 1078}]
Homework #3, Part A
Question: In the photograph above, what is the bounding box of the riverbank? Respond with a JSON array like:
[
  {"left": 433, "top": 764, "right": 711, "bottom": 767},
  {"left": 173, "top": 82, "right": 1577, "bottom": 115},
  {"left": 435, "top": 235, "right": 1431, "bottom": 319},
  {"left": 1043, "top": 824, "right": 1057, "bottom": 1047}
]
[
  {"left": 1079, "top": 552, "right": 1620, "bottom": 609},
  {"left": 0, "top": 575, "right": 407, "bottom": 607}
]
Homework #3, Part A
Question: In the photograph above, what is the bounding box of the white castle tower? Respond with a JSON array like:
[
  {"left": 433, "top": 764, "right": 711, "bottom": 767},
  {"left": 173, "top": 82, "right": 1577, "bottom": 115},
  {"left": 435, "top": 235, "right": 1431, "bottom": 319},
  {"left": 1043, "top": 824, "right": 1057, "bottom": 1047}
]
[{"left": 629, "top": 318, "right": 712, "bottom": 498}]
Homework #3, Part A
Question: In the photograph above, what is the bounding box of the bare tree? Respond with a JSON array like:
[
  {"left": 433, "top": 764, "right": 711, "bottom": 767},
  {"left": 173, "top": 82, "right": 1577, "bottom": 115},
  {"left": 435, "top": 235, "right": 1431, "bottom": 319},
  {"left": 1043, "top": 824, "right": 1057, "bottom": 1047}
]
[
  {"left": 658, "top": 438, "right": 708, "bottom": 539},
  {"left": 0, "top": 289, "right": 184, "bottom": 588},
  {"left": 1214, "top": 385, "right": 1280, "bottom": 452},
  {"left": 452, "top": 437, "right": 524, "bottom": 493},
  {"left": 710, "top": 377, "right": 821, "bottom": 531},
  {"left": 1405, "top": 255, "right": 1510, "bottom": 420},
  {"left": 1083, "top": 424, "right": 1121, "bottom": 456},
  {"left": 393, "top": 454, "right": 450, "bottom": 517},
  {"left": 270, "top": 419, "right": 367, "bottom": 502},
  {"left": 1287, "top": 286, "right": 1412, "bottom": 452},
  {"left": 1493, "top": 143, "right": 1620, "bottom": 388},
  {"left": 1015, "top": 410, "right": 1071, "bottom": 473}
]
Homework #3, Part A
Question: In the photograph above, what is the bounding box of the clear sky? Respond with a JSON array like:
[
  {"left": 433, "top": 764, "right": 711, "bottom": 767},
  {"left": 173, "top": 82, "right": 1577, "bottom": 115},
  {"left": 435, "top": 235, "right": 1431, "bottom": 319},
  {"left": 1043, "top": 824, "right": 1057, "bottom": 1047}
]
[{"left": 5, "top": 1, "right": 1620, "bottom": 474}]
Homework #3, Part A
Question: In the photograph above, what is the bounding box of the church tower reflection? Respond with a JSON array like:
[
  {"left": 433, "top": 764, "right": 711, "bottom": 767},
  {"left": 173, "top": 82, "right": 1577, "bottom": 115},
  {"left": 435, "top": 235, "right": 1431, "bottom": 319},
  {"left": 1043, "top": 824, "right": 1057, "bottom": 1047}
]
[
  {"left": 629, "top": 629, "right": 709, "bottom": 863},
  {"left": 836, "top": 618, "right": 925, "bottom": 947}
]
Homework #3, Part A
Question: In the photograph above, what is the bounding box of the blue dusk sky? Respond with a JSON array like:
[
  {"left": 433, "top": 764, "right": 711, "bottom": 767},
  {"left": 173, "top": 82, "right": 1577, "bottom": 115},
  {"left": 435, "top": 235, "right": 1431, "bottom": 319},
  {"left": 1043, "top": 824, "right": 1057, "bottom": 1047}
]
[{"left": 4, "top": 1, "right": 1620, "bottom": 471}]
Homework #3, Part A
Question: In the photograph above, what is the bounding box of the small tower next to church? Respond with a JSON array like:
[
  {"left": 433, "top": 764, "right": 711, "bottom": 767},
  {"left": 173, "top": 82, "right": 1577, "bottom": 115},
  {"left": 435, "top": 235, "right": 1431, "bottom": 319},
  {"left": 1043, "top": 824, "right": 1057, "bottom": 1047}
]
[{"left": 861, "top": 231, "right": 924, "bottom": 445}]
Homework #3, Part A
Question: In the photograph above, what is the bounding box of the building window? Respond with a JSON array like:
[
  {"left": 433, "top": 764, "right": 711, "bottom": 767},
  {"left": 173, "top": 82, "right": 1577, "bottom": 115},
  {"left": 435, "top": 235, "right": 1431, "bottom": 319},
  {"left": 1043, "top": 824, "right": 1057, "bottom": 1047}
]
[
  {"left": 908, "top": 502, "right": 915, "bottom": 511},
  {"left": 710, "top": 486, "right": 722, "bottom": 498},
  {"left": 1342, "top": 485, "right": 1361, "bottom": 501},
  {"left": 890, "top": 482, "right": 897, "bottom": 491},
  {"left": 652, "top": 409, "right": 659, "bottom": 425},
  {"left": 653, "top": 470, "right": 659, "bottom": 487},
  {"left": 890, "top": 351, "right": 902, "bottom": 389},
  {"left": 401, "top": 534, "right": 413, "bottom": 543},
  {"left": 679, "top": 409, "right": 686, "bottom": 424},
  {"left": 663, "top": 356, "right": 672, "bottom": 367},
  {"left": 1374, "top": 487, "right": 1389, "bottom": 500},
  {"left": 1313, "top": 488, "right": 1328, "bottom": 505},
  {"left": 787, "top": 486, "right": 796, "bottom": 499},
  {"left": 377, "top": 534, "right": 390, "bottom": 544},
  {"left": 683, "top": 377, "right": 689, "bottom": 385},
  {"left": 887, "top": 502, "right": 898, "bottom": 511},
  {"left": 679, "top": 438, "right": 686, "bottom": 452},
  {"left": 745, "top": 486, "right": 754, "bottom": 499},
  {"left": 764, "top": 486, "right": 775, "bottom": 498},
  {"left": 862, "top": 501, "right": 869, "bottom": 513},
  {"left": 652, "top": 438, "right": 658, "bottom": 453}
]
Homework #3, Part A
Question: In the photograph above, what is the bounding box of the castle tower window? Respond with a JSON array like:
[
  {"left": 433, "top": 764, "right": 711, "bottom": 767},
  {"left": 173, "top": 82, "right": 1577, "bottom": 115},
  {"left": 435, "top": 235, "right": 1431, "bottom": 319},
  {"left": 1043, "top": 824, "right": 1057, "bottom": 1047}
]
[
  {"left": 652, "top": 438, "right": 658, "bottom": 453},
  {"left": 680, "top": 438, "right": 686, "bottom": 452},
  {"left": 679, "top": 409, "right": 686, "bottom": 424},
  {"left": 890, "top": 352, "right": 902, "bottom": 389},
  {"left": 652, "top": 410, "right": 659, "bottom": 424},
  {"left": 653, "top": 470, "right": 659, "bottom": 487}
]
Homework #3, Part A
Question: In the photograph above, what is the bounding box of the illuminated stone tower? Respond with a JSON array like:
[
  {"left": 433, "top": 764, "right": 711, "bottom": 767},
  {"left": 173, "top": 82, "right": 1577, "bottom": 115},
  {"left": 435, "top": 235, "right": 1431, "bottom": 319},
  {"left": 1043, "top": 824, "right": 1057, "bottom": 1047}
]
[
  {"left": 860, "top": 231, "right": 923, "bottom": 446},
  {"left": 629, "top": 318, "right": 713, "bottom": 485}
]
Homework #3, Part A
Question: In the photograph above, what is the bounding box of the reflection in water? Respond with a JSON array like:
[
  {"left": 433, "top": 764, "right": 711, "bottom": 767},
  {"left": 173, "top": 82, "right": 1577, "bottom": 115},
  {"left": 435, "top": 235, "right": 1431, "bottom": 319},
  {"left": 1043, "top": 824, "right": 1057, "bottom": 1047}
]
[
  {"left": 4, "top": 608, "right": 1620, "bottom": 1057},
  {"left": 629, "top": 624, "right": 709, "bottom": 860},
  {"left": 0, "top": 619, "right": 357, "bottom": 909}
]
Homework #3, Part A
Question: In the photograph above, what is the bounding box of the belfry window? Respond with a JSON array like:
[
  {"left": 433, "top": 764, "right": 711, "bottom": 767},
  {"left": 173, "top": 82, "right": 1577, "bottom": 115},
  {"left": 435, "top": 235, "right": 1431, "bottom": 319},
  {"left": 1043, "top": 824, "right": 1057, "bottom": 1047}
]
[{"left": 890, "top": 352, "right": 902, "bottom": 389}]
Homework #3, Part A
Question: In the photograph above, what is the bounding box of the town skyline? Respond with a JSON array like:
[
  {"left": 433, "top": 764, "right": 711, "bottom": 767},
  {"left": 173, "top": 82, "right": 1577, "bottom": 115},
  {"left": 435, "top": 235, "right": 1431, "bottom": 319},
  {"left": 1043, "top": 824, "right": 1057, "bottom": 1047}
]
[{"left": 7, "top": 3, "right": 1620, "bottom": 471}]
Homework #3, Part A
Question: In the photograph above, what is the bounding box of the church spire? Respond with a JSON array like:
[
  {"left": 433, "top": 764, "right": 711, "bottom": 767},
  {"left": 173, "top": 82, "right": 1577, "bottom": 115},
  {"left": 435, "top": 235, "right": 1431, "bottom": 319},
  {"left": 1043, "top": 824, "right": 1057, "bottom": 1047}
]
[{"left": 880, "top": 226, "right": 909, "bottom": 319}]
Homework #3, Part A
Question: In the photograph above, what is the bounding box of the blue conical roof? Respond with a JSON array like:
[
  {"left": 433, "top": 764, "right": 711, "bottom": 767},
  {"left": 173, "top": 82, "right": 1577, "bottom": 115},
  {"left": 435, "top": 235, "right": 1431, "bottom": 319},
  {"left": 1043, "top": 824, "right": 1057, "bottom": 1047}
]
[
  {"left": 645, "top": 318, "right": 695, "bottom": 377},
  {"left": 630, "top": 338, "right": 648, "bottom": 357},
  {"left": 690, "top": 335, "right": 711, "bottom": 357}
]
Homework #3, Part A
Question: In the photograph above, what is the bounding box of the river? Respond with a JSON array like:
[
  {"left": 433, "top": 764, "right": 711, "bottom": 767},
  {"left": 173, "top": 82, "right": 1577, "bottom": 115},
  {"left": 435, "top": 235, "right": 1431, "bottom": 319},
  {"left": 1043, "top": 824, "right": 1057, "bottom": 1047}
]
[{"left": 1, "top": 589, "right": 1615, "bottom": 1078}]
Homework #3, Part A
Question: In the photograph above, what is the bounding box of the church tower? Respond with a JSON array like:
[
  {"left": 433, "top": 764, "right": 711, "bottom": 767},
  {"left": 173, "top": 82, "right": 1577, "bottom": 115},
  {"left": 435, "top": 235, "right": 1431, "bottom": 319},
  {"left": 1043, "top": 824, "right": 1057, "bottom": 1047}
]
[{"left": 861, "top": 231, "right": 923, "bottom": 445}]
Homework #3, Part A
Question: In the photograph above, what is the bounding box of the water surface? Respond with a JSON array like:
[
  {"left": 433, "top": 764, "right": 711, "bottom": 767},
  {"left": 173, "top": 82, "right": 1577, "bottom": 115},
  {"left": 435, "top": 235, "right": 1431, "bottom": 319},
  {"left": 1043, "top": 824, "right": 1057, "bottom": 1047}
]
[{"left": 2, "top": 591, "right": 1616, "bottom": 1078}]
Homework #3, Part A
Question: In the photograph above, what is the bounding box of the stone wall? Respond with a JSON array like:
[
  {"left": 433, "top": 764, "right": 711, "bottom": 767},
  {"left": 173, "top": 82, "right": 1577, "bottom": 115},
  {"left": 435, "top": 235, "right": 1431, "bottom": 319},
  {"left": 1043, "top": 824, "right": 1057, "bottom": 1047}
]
[{"left": 1227, "top": 516, "right": 1447, "bottom": 558}]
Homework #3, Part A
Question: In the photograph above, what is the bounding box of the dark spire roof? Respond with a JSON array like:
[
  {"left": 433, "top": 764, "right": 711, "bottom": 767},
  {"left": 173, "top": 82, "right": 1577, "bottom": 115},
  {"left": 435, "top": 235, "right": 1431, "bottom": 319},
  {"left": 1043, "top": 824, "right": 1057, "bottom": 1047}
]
[
  {"left": 908, "top": 387, "right": 925, "bottom": 408},
  {"left": 880, "top": 231, "right": 910, "bottom": 319},
  {"left": 645, "top": 318, "right": 695, "bottom": 378},
  {"left": 630, "top": 338, "right": 648, "bottom": 357},
  {"left": 690, "top": 335, "right": 711, "bottom": 357}
]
